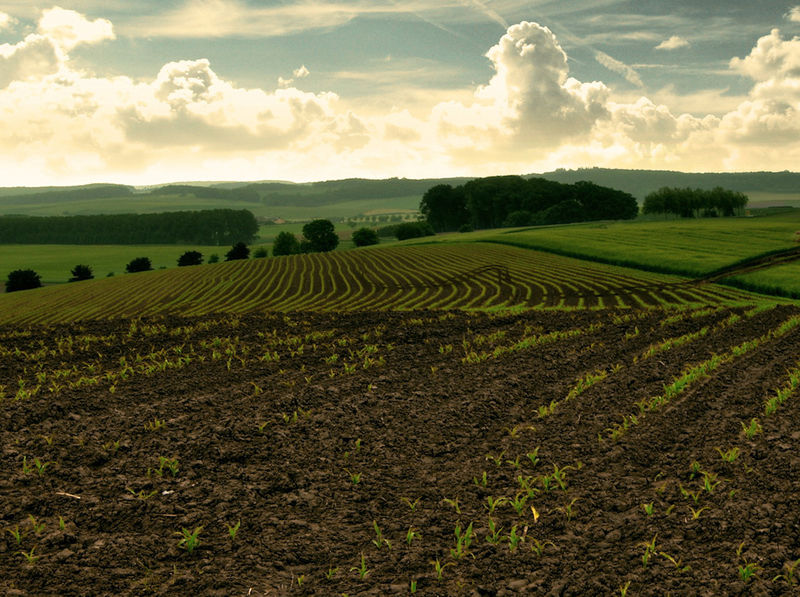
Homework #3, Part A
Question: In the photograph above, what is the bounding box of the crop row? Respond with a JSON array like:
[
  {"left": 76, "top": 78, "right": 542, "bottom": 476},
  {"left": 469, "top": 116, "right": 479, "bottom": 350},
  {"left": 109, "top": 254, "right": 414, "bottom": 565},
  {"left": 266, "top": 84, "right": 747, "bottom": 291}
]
[{"left": 0, "top": 244, "right": 762, "bottom": 326}]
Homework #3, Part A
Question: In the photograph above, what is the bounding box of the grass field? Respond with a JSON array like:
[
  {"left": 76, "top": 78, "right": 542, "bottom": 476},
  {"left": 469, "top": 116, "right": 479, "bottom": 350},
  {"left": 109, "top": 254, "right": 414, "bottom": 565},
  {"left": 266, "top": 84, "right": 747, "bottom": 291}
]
[
  {"left": 413, "top": 211, "right": 800, "bottom": 296},
  {"left": 0, "top": 222, "right": 366, "bottom": 284},
  {"left": 0, "top": 193, "right": 421, "bottom": 221}
]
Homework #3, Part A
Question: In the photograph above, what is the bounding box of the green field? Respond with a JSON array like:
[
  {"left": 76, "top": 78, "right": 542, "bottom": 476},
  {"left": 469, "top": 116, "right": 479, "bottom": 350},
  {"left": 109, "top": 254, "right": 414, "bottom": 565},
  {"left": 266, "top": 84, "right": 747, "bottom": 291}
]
[
  {"left": 0, "top": 222, "right": 371, "bottom": 285},
  {"left": 0, "top": 192, "right": 421, "bottom": 220},
  {"left": 413, "top": 211, "right": 800, "bottom": 296},
  {"left": 0, "top": 243, "right": 767, "bottom": 326}
]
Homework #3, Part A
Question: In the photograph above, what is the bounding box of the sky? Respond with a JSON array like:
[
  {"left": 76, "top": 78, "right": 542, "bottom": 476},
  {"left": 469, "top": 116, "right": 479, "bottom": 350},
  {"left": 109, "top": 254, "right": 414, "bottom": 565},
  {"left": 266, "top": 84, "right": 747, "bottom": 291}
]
[{"left": 0, "top": 1, "right": 799, "bottom": 186}]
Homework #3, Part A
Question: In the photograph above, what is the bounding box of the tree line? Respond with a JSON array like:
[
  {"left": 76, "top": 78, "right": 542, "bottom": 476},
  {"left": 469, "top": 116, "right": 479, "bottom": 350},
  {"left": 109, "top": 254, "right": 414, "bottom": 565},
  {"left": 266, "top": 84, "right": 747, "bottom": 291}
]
[
  {"left": 0, "top": 209, "right": 259, "bottom": 245},
  {"left": 642, "top": 187, "right": 748, "bottom": 218},
  {"left": 420, "top": 176, "right": 639, "bottom": 232}
]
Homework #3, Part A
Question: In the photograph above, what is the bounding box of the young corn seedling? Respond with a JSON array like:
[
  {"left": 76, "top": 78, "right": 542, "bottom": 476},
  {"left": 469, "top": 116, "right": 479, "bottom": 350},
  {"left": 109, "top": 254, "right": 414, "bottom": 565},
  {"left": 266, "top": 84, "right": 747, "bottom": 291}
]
[
  {"left": 505, "top": 455, "right": 522, "bottom": 470},
  {"left": 430, "top": 558, "right": 454, "bottom": 581},
  {"left": 325, "top": 566, "right": 338, "bottom": 580},
  {"left": 773, "top": 558, "right": 800, "bottom": 585},
  {"left": 473, "top": 471, "right": 488, "bottom": 488},
  {"left": 716, "top": 447, "right": 740, "bottom": 463},
  {"left": 157, "top": 456, "right": 179, "bottom": 478},
  {"left": 443, "top": 497, "right": 461, "bottom": 514},
  {"left": 345, "top": 470, "right": 362, "bottom": 485},
  {"left": 8, "top": 526, "right": 22, "bottom": 545},
  {"left": 701, "top": 471, "right": 721, "bottom": 494},
  {"left": 507, "top": 525, "right": 525, "bottom": 551},
  {"left": 371, "top": 520, "right": 391, "bottom": 549},
  {"left": 28, "top": 515, "right": 45, "bottom": 535},
  {"left": 738, "top": 562, "right": 758, "bottom": 583},
  {"left": 526, "top": 448, "right": 540, "bottom": 467},
  {"left": 688, "top": 506, "right": 708, "bottom": 520},
  {"left": 529, "top": 538, "right": 554, "bottom": 556},
  {"left": 560, "top": 498, "right": 579, "bottom": 521},
  {"left": 405, "top": 527, "right": 419, "bottom": 545},
  {"left": 226, "top": 520, "right": 241, "bottom": 541},
  {"left": 688, "top": 461, "right": 702, "bottom": 480},
  {"left": 19, "top": 547, "right": 38, "bottom": 564},
  {"left": 410, "top": 579, "right": 418, "bottom": 593},
  {"left": 643, "top": 502, "right": 655, "bottom": 516},
  {"left": 484, "top": 496, "right": 508, "bottom": 514},
  {"left": 741, "top": 418, "right": 762, "bottom": 439},
  {"left": 486, "top": 518, "right": 502, "bottom": 544},
  {"left": 640, "top": 535, "right": 658, "bottom": 569},
  {"left": 350, "top": 554, "right": 369, "bottom": 580},
  {"left": 485, "top": 451, "right": 506, "bottom": 467},
  {"left": 619, "top": 581, "right": 631, "bottom": 596},
  {"left": 551, "top": 464, "right": 571, "bottom": 491},
  {"left": 450, "top": 522, "right": 474, "bottom": 559},
  {"left": 401, "top": 497, "right": 421, "bottom": 512},
  {"left": 510, "top": 492, "right": 528, "bottom": 515},
  {"left": 176, "top": 526, "right": 202, "bottom": 554},
  {"left": 145, "top": 417, "right": 165, "bottom": 431},
  {"left": 659, "top": 551, "right": 691, "bottom": 573}
]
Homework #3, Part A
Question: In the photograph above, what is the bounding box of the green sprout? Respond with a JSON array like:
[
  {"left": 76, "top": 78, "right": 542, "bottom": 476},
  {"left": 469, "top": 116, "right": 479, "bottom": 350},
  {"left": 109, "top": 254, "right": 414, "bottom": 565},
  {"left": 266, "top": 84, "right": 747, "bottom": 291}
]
[
  {"left": 450, "top": 522, "right": 474, "bottom": 559},
  {"left": 350, "top": 553, "right": 369, "bottom": 580},
  {"left": 405, "top": 527, "right": 419, "bottom": 545},
  {"left": 430, "top": 558, "right": 454, "bottom": 581},
  {"left": 371, "top": 520, "right": 391, "bottom": 549},
  {"left": 176, "top": 526, "right": 202, "bottom": 554},
  {"left": 716, "top": 447, "right": 740, "bottom": 463},
  {"left": 226, "top": 520, "right": 241, "bottom": 541}
]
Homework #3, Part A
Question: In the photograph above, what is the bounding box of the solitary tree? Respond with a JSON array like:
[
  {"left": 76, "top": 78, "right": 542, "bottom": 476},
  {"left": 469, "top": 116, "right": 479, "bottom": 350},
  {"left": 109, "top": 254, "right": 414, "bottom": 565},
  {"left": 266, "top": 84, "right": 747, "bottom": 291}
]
[
  {"left": 272, "top": 231, "right": 301, "bottom": 256},
  {"left": 6, "top": 269, "right": 42, "bottom": 292},
  {"left": 302, "top": 219, "right": 339, "bottom": 253},
  {"left": 177, "top": 251, "right": 203, "bottom": 267},
  {"left": 225, "top": 242, "right": 250, "bottom": 261},
  {"left": 69, "top": 264, "right": 94, "bottom": 282},
  {"left": 351, "top": 227, "right": 379, "bottom": 247},
  {"left": 126, "top": 257, "right": 153, "bottom": 273}
]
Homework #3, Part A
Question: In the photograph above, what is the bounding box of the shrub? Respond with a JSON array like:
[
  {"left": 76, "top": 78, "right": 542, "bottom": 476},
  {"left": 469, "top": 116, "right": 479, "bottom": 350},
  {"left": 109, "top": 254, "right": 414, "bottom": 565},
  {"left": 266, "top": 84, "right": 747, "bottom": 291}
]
[
  {"left": 208, "top": 254, "right": 219, "bottom": 264},
  {"left": 352, "top": 227, "right": 379, "bottom": 247},
  {"left": 272, "top": 231, "right": 300, "bottom": 256},
  {"left": 252, "top": 246, "right": 269, "bottom": 258},
  {"left": 395, "top": 222, "right": 435, "bottom": 241},
  {"left": 6, "top": 269, "right": 42, "bottom": 292},
  {"left": 69, "top": 264, "right": 94, "bottom": 282},
  {"left": 125, "top": 257, "right": 153, "bottom": 273},
  {"left": 225, "top": 242, "right": 250, "bottom": 261},
  {"left": 177, "top": 251, "right": 203, "bottom": 267}
]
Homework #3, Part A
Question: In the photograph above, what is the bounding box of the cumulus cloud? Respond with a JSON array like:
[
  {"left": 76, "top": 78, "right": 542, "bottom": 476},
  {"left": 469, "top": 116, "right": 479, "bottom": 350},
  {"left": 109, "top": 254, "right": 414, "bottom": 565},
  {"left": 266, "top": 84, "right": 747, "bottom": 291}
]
[
  {"left": 2, "top": 9, "right": 800, "bottom": 184},
  {"left": 655, "top": 35, "right": 690, "bottom": 50},
  {"left": 0, "top": 11, "right": 15, "bottom": 31},
  {"left": 787, "top": 7, "right": 800, "bottom": 22},
  {"left": 0, "top": 35, "right": 60, "bottom": 88},
  {"left": 595, "top": 51, "right": 644, "bottom": 86},
  {"left": 37, "top": 7, "right": 114, "bottom": 52}
]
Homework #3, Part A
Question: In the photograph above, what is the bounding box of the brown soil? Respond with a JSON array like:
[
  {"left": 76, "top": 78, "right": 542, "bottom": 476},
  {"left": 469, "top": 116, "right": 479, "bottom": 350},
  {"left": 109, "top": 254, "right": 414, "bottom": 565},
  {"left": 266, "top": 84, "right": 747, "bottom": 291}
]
[{"left": 2, "top": 306, "right": 800, "bottom": 596}]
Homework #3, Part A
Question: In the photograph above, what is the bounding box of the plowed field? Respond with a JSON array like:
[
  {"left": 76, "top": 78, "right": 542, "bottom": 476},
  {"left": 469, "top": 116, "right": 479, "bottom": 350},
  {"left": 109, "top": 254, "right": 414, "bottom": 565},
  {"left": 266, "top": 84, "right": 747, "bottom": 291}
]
[{"left": 2, "top": 305, "right": 799, "bottom": 595}]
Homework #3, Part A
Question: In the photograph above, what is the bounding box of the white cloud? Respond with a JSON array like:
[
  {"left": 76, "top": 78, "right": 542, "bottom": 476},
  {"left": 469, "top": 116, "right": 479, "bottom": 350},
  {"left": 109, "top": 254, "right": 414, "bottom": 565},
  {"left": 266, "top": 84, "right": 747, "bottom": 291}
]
[
  {"left": 37, "top": 7, "right": 114, "bottom": 51},
  {"left": 2, "top": 10, "right": 800, "bottom": 185},
  {"left": 655, "top": 35, "right": 690, "bottom": 50},
  {"left": 0, "top": 34, "right": 60, "bottom": 88},
  {"left": 730, "top": 28, "right": 800, "bottom": 82},
  {"left": 787, "top": 7, "right": 800, "bottom": 23},
  {"left": 595, "top": 51, "right": 643, "bottom": 86},
  {"left": 0, "top": 11, "right": 14, "bottom": 30}
]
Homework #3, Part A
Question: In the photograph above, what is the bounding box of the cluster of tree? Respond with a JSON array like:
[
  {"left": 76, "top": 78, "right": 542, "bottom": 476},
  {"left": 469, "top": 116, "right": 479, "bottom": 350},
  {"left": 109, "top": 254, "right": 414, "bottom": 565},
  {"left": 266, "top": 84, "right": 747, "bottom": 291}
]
[
  {"left": 0, "top": 184, "right": 133, "bottom": 204},
  {"left": 0, "top": 209, "right": 259, "bottom": 245},
  {"left": 642, "top": 187, "right": 749, "bottom": 218},
  {"left": 420, "top": 176, "right": 639, "bottom": 231},
  {"left": 272, "top": 220, "right": 342, "bottom": 256},
  {"left": 150, "top": 185, "right": 260, "bottom": 203}
]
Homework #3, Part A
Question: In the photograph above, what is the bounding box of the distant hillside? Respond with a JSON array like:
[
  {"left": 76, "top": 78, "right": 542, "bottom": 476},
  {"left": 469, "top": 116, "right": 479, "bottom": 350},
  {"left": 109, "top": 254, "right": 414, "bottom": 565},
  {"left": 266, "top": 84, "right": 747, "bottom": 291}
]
[
  {"left": 536, "top": 168, "right": 800, "bottom": 200},
  {"left": 1, "top": 171, "right": 798, "bottom": 217}
]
